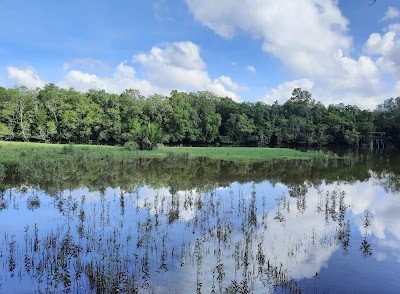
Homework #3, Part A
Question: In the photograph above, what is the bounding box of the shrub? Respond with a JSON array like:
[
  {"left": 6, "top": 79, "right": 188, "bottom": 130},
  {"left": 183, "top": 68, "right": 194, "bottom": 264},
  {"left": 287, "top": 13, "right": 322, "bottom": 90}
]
[{"left": 124, "top": 141, "right": 139, "bottom": 151}]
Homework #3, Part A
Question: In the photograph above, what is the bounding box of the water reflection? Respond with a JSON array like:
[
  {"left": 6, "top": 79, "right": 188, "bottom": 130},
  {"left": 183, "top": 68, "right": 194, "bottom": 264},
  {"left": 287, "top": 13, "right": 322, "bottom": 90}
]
[
  {"left": 0, "top": 151, "right": 400, "bottom": 293},
  {"left": 1, "top": 149, "right": 400, "bottom": 196}
]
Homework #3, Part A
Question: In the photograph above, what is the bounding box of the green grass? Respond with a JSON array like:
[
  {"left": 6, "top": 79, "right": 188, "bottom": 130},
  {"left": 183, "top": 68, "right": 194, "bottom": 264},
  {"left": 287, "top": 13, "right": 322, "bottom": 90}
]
[
  {"left": 0, "top": 141, "right": 336, "bottom": 163},
  {"left": 158, "top": 146, "right": 336, "bottom": 161}
]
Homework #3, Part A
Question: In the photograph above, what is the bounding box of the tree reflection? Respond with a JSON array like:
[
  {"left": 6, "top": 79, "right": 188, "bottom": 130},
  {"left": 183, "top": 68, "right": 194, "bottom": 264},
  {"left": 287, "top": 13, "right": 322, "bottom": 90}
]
[
  {"left": 0, "top": 149, "right": 399, "bottom": 293},
  {"left": 0, "top": 149, "right": 399, "bottom": 195},
  {"left": 360, "top": 210, "right": 373, "bottom": 258},
  {"left": 0, "top": 182, "right": 364, "bottom": 293}
]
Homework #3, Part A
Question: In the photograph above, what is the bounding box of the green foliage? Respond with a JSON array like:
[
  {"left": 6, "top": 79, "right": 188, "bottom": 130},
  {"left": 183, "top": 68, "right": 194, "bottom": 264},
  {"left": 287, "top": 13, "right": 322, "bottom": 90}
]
[
  {"left": 373, "top": 98, "right": 400, "bottom": 147},
  {"left": 5, "top": 143, "right": 399, "bottom": 197},
  {"left": 124, "top": 141, "right": 139, "bottom": 151},
  {"left": 0, "top": 84, "right": 398, "bottom": 148},
  {"left": 0, "top": 143, "right": 346, "bottom": 194},
  {"left": 130, "top": 120, "right": 164, "bottom": 150},
  {"left": 226, "top": 113, "right": 255, "bottom": 143},
  {"left": 0, "top": 122, "right": 13, "bottom": 140},
  {"left": 344, "top": 129, "right": 361, "bottom": 145}
]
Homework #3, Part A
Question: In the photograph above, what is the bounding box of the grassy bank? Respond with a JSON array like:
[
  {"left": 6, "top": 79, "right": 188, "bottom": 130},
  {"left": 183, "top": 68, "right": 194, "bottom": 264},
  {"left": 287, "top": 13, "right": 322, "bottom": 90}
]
[{"left": 0, "top": 141, "right": 336, "bottom": 163}]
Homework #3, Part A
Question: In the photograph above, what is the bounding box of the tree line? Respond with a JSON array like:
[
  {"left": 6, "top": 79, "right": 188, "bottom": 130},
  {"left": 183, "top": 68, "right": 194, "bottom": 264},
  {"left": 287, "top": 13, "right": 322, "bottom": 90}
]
[{"left": 0, "top": 84, "right": 399, "bottom": 148}]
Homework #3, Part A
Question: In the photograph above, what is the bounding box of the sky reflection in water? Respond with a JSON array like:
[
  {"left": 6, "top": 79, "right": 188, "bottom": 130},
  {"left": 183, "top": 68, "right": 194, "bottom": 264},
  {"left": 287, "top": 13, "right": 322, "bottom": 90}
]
[{"left": 0, "top": 158, "right": 400, "bottom": 293}]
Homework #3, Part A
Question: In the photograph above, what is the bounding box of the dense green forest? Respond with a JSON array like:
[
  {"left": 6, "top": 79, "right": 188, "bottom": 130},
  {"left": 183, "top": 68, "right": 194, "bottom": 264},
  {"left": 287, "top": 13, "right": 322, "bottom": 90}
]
[{"left": 0, "top": 84, "right": 399, "bottom": 148}]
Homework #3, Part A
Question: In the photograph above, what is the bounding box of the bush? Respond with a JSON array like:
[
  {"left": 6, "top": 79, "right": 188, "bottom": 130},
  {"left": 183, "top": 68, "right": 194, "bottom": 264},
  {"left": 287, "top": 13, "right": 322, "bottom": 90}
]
[{"left": 124, "top": 141, "right": 139, "bottom": 151}]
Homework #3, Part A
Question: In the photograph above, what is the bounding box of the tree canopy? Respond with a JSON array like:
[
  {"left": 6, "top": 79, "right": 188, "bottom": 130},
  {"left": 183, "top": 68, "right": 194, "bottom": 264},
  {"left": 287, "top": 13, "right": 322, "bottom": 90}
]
[{"left": 0, "top": 85, "right": 399, "bottom": 148}]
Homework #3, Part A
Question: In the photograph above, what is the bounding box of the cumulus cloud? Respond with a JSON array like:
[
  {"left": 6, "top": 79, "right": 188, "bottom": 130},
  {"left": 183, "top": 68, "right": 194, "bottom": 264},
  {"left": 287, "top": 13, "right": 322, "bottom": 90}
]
[
  {"left": 363, "top": 32, "right": 396, "bottom": 55},
  {"left": 382, "top": 7, "right": 400, "bottom": 21},
  {"left": 186, "top": 0, "right": 351, "bottom": 76},
  {"left": 133, "top": 41, "right": 242, "bottom": 100},
  {"left": 216, "top": 75, "right": 244, "bottom": 91},
  {"left": 7, "top": 42, "right": 242, "bottom": 100},
  {"left": 6, "top": 63, "right": 158, "bottom": 95},
  {"left": 258, "top": 76, "right": 381, "bottom": 109},
  {"left": 331, "top": 51, "right": 381, "bottom": 92},
  {"left": 363, "top": 30, "right": 400, "bottom": 79},
  {"left": 7, "top": 66, "right": 46, "bottom": 89},
  {"left": 207, "top": 76, "right": 243, "bottom": 100},
  {"left": 259, "top": 78, "right": 314, "bottom": 105},
  {"left": 186, "top": 0, "right": 393, "bottom": 108},
  {"left": 134, "top": 42, "right": 209, "bottom": 89},
  {"left": 59, "top": 62, "right": 161, "bottom": 96},
  {"left": 387, "top": 23, "right": 400, "bottom": 33}
]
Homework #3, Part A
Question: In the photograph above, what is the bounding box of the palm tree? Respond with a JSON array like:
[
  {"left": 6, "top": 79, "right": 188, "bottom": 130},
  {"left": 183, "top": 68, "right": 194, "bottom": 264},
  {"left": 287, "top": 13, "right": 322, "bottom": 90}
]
[
  {"left": 130, "top": 119, "right": 164, "bottom": 150},
  {"left": 147, "top": 122, "right": 164, "bottom": 150}
]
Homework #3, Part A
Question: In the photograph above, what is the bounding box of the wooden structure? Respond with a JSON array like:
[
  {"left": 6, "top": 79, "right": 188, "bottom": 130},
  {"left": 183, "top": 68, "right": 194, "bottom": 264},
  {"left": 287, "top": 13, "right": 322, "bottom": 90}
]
[{"left": 370, "top": 132, "right": 386, "bottom": 148}]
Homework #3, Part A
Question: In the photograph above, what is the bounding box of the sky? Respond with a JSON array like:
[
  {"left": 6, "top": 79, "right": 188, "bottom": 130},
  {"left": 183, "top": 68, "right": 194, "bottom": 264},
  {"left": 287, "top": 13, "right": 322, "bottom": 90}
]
[{"left": 0, "top": 0, "right": 399, "bottom": 110}]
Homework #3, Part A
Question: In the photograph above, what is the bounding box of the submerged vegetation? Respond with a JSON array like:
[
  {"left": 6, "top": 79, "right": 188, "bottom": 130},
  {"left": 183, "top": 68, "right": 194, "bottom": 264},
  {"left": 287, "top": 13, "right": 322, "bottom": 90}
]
[
  {"left": 0, "top": 179, "right": 375, "bottom": 293},
  {"left": 1, "top": 85, "right": 399, "bottom": 148}
]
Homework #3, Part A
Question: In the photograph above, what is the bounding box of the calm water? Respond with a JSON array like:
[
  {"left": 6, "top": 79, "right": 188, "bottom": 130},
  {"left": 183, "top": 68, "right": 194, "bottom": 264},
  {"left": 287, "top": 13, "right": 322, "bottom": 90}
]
[{"left": 0, "top": 149, "right": 399, "bottom": 293}]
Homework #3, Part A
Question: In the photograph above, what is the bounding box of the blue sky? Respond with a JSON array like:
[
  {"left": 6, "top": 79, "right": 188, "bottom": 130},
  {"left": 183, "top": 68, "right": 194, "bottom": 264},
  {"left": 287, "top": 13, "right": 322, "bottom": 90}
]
[{"left": 1, "top": 0, "right": 399, "bottom": 109}]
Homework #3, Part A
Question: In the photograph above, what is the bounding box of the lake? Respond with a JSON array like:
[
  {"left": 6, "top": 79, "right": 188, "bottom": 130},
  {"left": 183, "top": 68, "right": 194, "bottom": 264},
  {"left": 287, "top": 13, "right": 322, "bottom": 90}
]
[{"left": 0, "top": 148, "right": 399, "bottom": 293}]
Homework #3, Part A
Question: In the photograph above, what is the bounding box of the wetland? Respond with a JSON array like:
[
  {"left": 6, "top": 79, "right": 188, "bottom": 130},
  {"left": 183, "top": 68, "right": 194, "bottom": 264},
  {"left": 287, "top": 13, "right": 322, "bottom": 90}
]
[{"left": 0, "top": 147, "right": 399, "bottom": 293}]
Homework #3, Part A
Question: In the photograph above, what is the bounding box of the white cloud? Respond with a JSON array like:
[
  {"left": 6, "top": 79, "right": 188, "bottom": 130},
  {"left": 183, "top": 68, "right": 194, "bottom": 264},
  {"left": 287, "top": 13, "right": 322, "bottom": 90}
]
[
  {"left": 207, "top": 77, "right": 242, "bottom": 100},
  {"left": 134, "top": 41, "right": 242, "bottom": 101},
  {"left": 59, "top": 62, "right": 161, "bottom": 96},
  {"left": 216, "top": 75, "right": 243, "bottom": 91},
  {"left": 186, "top": 0, "right": 351, "bottom": 77},
  {"left": 134, "top": 42, "right": 209, "bottom": 89},
  {"left": 7, "top": 66, "right": 46, "bottom": 89},
  {"left": 246, "top": 65, "right": 256, "bottom": 72},
  {"left": 382, "top": 7, "right": 400, "bottom": 21},
  {"left": 259, "top": 78, "right": 314, "bottom": 105},
  {"left": 387, "top": 23, "right": 400, "bottom": 33},
  {"left": 363, "top": 32, "right": 396, "bottom": 55},
  {"left": 6, "top": 42, "right": 242, "bottom": 101},
  {"left": 135, "top": 41, "right": 205, "bottom": 72},
  {"left": 185, "top": 0, "right": 392, "bottom": 109},
  {"left": 363, "top": 30, "right": 400, "bottom": 79},
  {"left": 331, "top": 51, "right": 381, "bottom": 91}
]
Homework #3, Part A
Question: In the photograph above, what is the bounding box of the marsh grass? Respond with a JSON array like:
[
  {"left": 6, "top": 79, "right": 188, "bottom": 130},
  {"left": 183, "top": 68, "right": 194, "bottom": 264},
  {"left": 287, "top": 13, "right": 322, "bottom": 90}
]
[
  {"left": 161, "top": 146, "right": 337, "bottom": 162},
  {"left": 0, "top": 141, "right": 337, "bottom": 164}
]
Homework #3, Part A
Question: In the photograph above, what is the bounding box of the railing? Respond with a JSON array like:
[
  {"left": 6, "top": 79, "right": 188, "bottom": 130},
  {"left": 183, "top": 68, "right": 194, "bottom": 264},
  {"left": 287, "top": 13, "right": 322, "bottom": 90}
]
[{"left": 370, "top": 132, "right": 386, "bottom": 147}]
